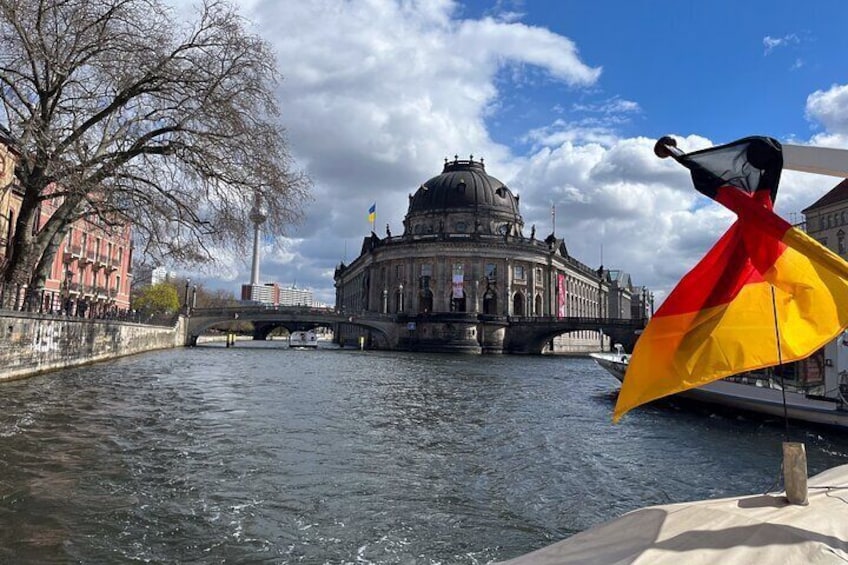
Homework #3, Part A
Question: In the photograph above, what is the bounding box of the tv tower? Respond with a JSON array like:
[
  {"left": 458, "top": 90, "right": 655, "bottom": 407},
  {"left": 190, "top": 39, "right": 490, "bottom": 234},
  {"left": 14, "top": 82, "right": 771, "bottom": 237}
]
[{"left": 249, "top": 194, "right": 267, "bottom": 286}]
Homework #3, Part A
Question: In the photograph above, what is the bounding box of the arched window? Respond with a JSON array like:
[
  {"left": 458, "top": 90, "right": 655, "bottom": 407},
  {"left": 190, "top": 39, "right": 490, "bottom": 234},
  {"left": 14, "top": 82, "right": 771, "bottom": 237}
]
[
  {"left": 483, "top": 288, "right": 498, "bottom": 315},
  {"left": 513, "top": 291, "right": 525, "bottom": 316},
  {"left": 419, "top": 289, "right": 433, "bottom": 313},
  {"left": 534, "top": 294, "right": 543, "bottom": 316}
]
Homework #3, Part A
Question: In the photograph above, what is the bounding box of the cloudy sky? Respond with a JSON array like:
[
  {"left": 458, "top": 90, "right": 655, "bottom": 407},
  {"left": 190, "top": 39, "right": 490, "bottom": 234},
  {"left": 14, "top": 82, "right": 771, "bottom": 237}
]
[{"left": 183, "top": 0, "right": 848, "bottom": 306}]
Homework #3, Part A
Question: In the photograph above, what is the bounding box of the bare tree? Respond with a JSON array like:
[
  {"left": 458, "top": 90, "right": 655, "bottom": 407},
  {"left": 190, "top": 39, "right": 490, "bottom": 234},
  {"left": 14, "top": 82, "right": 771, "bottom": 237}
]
[{"left": 0, "top": 0, "right": 310, "bottom": 297}]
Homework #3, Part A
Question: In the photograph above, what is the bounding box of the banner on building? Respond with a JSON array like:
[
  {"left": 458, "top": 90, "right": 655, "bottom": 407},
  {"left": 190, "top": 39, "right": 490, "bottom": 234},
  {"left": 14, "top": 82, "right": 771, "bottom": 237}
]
[
  {"left": 452, "top": 264, "right": 464, "bottom": 298},
  {"left": 557, "top": 273, "right": 566, "bottom": 318}
]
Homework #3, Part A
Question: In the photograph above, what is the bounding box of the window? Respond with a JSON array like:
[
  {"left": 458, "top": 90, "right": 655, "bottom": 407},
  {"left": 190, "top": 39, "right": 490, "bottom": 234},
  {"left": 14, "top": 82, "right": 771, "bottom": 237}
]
[
  {"left": 419, "top": 288, "right": 433, "bottom": 313},
  {"left": 513, "top": 265, "right": 525, "bottom": 280},
  {"left": 455, "top": 221, "right": 467, "bottom": 232},
  {"left": 485, "top": 263, "right": 496, "bottom": 282},
  {"left": 395, "top": 264, "right": 404, "bottom": 280},
  {"left": 512, "top": 291, "right": 526, "bottom": 316},
  {"left": 421, "top": 263, "right": 432, "bottom": 277},
  {"left": 839, "top": 230, "right": 845, "bottom": 254},
  {"left": 483, "top": 288, "right": 498, "bottom": 315}
]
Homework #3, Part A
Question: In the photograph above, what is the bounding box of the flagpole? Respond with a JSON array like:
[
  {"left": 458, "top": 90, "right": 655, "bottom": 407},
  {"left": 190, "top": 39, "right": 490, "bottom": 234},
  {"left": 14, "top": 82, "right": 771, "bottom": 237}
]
[
  {"left": 551, "top": 201, "right": 556, "bottom": 236},
  {"left": 769, "top": 286, "right": 808, "bottom": 505},
  {"left": 768, "top": 286, "right": 789, "bottom": 435},
  {"left": 654, "top": 136, "right": 685, "bottom": 159},
  {"left": 782, "top": 144, "right": 848, "bottom": 178}
]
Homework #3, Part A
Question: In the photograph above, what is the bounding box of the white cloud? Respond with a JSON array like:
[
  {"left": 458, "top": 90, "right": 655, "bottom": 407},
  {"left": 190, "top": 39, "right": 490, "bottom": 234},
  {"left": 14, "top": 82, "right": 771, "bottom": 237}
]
[
  {"left": 167, "top": 1, "right": 848, "bottom": 310},
  {"left": 224, "top": 0, "right": 602, "bottom": 302},
  {"left": 506, "top": 135, "right": 736, "bottom": 304},
  {"left": 806, "top": 84, "right": 848, "bottom": 136},
  {"left": 763, "top": 33, "right": 799, "bottom": 55}
]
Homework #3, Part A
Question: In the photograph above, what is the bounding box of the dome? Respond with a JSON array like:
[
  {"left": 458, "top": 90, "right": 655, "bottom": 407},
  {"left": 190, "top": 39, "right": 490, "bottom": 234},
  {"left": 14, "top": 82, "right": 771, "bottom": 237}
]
[{"left": 403, "top": 157, "right": 524, "bottom": 236}]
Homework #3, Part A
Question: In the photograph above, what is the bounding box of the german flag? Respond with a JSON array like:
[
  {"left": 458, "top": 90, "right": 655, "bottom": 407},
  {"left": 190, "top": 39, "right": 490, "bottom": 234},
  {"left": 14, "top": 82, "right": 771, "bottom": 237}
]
[{"left": 614, "top": 137, "right": 848, "bottom": 422}]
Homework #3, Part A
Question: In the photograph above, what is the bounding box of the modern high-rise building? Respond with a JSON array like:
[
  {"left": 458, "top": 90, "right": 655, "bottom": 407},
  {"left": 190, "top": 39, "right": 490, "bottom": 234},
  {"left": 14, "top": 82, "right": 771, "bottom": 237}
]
[
  {"left": 240, "top": 282, "right": 313, "bottom": 307},
  {"left": 278, "top": 285, "right": 313, "bottom": 307}
]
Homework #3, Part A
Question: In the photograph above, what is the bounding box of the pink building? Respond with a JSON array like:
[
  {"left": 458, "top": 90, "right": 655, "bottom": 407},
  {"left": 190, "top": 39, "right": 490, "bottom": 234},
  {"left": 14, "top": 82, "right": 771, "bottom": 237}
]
[{"left": 0, "top": 136, "right": 133, "bottom": 316}]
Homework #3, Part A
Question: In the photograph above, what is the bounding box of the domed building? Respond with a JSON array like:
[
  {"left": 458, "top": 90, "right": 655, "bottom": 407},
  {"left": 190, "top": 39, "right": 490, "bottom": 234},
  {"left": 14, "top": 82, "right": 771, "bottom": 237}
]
[{"left": 334, "top": 156, "right": 648, "bottom": 353}]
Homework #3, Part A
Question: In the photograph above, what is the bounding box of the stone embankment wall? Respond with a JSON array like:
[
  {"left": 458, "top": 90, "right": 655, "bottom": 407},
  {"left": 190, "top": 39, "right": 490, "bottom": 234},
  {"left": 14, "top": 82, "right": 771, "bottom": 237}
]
[{"left": 0, "top": 312, "right": 186, "bottom": 382}]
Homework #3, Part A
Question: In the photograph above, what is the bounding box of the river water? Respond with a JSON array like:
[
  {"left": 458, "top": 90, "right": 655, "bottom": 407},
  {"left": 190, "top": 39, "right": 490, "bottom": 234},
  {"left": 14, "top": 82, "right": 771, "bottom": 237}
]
[{"left": 1, "top": 342, "right": 848, "bottom": 564}]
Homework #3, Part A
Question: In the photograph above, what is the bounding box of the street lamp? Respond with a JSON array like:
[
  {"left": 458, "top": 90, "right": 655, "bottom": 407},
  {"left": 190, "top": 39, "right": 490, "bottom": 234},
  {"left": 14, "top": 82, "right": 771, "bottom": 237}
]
[
  {"left": 184, "top": 278, "right": 191, "bottom": 312},
  {"left": 64, "top": 267, "right": 73, "bottom": 315}
]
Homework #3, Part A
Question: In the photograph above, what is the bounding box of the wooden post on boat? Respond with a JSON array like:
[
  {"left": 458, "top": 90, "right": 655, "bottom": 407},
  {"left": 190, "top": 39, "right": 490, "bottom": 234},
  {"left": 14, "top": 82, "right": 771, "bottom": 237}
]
[{"left": 783, "top": 442, "right": 809, "bottom": 505}]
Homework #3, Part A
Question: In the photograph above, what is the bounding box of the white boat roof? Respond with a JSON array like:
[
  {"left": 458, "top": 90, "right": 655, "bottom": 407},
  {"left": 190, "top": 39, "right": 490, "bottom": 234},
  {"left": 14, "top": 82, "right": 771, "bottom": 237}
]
[{"left": 498, "top": 463, "right": 848, "bottom": 564}]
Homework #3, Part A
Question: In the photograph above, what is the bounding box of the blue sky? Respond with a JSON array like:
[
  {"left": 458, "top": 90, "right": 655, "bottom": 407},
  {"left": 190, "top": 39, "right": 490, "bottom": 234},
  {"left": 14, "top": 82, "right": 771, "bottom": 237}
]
[{"left": 175, "top": 0, "right": 848, "bottom": 306}]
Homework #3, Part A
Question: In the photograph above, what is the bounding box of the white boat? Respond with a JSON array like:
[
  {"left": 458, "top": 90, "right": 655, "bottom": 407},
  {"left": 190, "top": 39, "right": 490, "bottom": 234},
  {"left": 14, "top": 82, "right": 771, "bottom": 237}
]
[
  {"left": 590, "top": 344, "right": 848, "bottom": 430},
  {"left": 288, "top": 330, "right": 318, "bottom": 349}
]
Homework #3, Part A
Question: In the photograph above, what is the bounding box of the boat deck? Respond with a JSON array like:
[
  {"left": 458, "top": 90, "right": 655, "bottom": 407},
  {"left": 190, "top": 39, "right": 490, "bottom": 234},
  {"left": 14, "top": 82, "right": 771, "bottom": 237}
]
[{"left": 499, "top": 463, "right": 848, "bottom": 564}]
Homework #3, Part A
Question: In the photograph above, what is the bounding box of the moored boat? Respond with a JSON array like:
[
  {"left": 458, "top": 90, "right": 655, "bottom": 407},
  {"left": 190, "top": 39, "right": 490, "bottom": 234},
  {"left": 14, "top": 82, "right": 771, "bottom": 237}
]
[
  {"left": 288, "top": 330, "right": 318, "bottom": 349},
  {"left": 591, "top": 343, "right": 848, "bottom": 430}
]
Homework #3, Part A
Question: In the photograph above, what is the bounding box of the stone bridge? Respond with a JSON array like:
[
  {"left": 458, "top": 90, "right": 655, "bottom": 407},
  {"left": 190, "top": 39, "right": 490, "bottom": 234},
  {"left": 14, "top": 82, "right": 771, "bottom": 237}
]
[
  {"left": 185, "top": 306, "right": 399, "bottom": 346},
  {"left": 503, "top": 316, "right": 646, "bottom": 354},
  {"left": 185, "top": 306, "right": 646, "bottom": 353}
]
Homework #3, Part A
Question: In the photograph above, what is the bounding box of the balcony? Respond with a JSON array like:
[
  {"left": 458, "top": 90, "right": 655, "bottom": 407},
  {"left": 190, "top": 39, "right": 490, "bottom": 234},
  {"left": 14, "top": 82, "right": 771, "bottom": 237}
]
[{"left": 63, "top": 245, "right": 83, "bottom": 263}]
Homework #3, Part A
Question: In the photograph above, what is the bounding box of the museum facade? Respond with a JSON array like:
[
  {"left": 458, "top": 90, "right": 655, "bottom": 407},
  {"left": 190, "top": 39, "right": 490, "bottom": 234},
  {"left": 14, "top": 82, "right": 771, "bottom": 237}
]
[{"left": 334, "top": 157, "right": 649, "bottom": 353}]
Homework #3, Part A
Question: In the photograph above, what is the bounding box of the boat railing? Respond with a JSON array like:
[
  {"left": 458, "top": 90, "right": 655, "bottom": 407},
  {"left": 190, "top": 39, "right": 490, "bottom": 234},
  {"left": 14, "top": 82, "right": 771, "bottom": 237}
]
[{"left": 723, "top": 373, "right": 822, "bottom": 396}]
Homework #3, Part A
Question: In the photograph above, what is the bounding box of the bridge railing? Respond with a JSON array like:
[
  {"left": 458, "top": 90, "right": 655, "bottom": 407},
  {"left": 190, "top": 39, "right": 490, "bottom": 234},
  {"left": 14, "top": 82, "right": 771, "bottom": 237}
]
[
  {"left": 191, "top": 305, "right": 337, "bottom": 317},
  {"left": 507, "top": 315, "right": 647, "bottom": 327}
]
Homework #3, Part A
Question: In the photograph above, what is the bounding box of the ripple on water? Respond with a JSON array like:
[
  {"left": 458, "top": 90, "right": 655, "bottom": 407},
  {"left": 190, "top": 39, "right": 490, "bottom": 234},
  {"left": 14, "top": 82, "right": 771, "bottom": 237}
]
[{"left": 0, "top": 348, "right": 847, "bottom": 563}]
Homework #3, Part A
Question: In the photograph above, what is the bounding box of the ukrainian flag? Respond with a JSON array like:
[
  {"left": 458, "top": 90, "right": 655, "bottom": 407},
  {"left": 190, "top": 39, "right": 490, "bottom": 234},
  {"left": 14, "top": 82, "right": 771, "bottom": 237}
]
[{"left": 368, "top": 203, "right": 376, "bottom": 224}]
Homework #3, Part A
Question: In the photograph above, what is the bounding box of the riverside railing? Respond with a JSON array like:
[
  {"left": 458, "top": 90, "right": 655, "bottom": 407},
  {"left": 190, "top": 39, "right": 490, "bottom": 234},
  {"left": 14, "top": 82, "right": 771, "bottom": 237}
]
[{"left": 0, "top": 282, "right": 176, "bottom": 326}]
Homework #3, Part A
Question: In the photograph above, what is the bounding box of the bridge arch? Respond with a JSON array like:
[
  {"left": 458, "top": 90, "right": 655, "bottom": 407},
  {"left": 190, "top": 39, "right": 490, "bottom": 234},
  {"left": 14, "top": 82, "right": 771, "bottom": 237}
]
[
  {"left": 186, "top": 307, "right": 398, "bottom": 348},
  {"left": 503, "top": 317, "right": 646, "bottom": 354}
]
